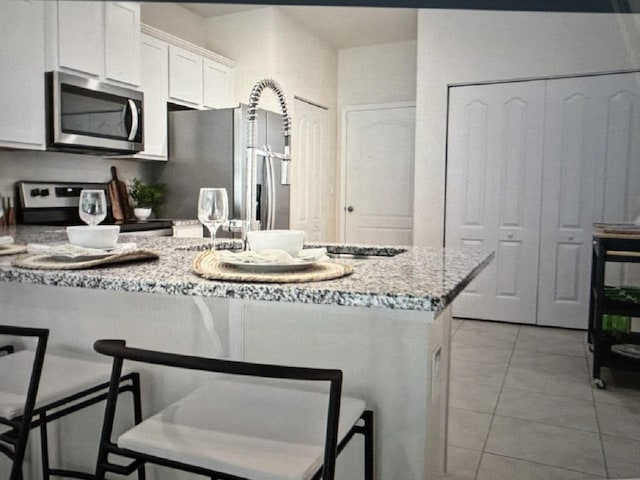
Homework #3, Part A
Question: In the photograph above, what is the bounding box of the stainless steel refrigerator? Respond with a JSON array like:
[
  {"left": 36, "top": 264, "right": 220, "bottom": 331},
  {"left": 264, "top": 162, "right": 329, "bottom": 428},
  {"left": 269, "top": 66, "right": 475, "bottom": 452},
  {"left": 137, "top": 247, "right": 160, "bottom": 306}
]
[{"left": 157, "top": 105, "right": 290, "bottom": 237}]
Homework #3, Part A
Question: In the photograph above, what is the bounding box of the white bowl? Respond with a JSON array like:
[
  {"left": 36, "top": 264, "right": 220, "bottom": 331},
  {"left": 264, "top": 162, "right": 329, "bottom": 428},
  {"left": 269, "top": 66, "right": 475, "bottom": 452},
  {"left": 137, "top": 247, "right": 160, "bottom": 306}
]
[
  {"left": 246, "top": 229, "right": 305, "bottom": 257},
  {"left": 66, "top": 225, "right": 120, "bottom": 249},
  {"left": 134, "top": 207, "right": 152, "bottom": 220}
]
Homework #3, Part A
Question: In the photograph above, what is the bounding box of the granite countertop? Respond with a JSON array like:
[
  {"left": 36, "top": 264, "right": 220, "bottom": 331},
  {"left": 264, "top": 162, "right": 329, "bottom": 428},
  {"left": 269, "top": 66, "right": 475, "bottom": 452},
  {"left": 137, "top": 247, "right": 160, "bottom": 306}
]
[{"left": 0, "top": 225, "right": 493, "bottom": 312}]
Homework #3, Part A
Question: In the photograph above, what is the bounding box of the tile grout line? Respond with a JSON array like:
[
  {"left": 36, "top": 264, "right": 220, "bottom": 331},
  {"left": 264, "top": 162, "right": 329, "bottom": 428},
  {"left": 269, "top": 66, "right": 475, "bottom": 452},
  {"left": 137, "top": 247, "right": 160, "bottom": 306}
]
[
  {"left": 473, "top": 323, "right": 521, "bottom": 480},
  {"left": 586, "top": 330, "right": 611, "bottom": 479}
]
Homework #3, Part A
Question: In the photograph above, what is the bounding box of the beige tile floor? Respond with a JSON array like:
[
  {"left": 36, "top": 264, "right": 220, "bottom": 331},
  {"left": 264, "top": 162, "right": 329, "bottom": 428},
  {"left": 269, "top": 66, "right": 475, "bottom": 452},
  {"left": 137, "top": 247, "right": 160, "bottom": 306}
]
[{"left": 445, "top": 319, "right": 640, "bottom": 480}]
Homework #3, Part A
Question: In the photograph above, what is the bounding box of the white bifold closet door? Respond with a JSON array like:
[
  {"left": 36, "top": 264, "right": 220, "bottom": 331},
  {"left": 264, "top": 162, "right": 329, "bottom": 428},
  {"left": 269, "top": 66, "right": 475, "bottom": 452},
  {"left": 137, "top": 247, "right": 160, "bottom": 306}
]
[
  {"left": 538, "top": 73, "right": 640, "bottom": 327},
  {"left": 446, "top": 81, "right": 545, "bottom": 324},
  {"left": 447, "top": 72, "right": 640, "bottom": 329}
]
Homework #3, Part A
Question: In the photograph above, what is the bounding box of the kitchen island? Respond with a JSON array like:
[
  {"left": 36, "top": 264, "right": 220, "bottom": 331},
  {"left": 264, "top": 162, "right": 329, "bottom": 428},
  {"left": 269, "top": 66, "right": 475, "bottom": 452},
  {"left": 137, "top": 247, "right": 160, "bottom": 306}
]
[{"left": 0, "top": 225, "right": 493, "bottom": 480}]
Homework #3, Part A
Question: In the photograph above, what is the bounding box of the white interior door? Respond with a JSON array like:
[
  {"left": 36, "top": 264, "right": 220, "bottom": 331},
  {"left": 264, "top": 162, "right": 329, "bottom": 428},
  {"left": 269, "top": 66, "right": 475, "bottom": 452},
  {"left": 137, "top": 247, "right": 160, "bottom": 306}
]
[
  {"left": 342, "top": 104, "right": 415, "bottom": 245},
  {"left": 446, "top": 81, "right": 545, "bottom": 324},
  {"left": 291, "top": 98, "right": 329, "bottom": 242}
]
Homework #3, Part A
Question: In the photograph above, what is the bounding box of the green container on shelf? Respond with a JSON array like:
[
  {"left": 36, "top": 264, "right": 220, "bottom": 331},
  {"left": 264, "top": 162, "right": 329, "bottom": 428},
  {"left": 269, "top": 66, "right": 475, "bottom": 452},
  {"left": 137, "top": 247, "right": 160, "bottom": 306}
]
[{"left": 602, "top": 314, "right": 631, "bottom": 333}]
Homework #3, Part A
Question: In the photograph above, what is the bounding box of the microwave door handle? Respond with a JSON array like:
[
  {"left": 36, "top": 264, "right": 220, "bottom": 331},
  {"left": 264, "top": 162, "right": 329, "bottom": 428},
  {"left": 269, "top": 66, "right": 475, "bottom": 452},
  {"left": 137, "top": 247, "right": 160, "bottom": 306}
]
[{"left": 126, "top": 99, "right": 139, "bottom": 141}]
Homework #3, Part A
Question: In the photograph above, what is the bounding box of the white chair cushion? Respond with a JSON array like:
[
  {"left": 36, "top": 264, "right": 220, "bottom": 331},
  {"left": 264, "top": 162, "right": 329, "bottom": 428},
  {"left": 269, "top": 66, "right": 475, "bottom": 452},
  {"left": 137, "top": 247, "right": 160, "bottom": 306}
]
[
  {"left": 0, "top": 350, "right": 114, "bottom": 419},
  {"left": 118, "top": 378, "right": 366, "bottom": 480}
]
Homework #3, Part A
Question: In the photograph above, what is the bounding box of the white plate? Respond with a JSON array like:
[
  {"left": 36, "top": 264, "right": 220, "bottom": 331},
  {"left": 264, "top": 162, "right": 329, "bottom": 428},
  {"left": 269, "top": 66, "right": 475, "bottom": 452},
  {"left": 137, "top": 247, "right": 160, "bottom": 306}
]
[
  {"left": 216, "top": 248, "right": 328, "bottom": 273},
  {"left": 0, "top": 235, "right": 15, "bottom": 246},
  {"left": 27, "top": 242, "right": 137, "bottom": 261},
  {"left": 611, "top": 344, "right": 640, "bottom": 359},
  {"left": 221, "top": 257, "right": 320, "bottom": 272}
]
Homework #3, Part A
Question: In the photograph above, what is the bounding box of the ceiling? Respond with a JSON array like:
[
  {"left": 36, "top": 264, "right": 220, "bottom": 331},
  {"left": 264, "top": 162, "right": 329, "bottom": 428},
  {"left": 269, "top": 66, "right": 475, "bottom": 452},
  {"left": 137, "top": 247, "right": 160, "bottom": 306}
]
[{"left": 178, "top": 3, "right": 418, "bottom": 49}]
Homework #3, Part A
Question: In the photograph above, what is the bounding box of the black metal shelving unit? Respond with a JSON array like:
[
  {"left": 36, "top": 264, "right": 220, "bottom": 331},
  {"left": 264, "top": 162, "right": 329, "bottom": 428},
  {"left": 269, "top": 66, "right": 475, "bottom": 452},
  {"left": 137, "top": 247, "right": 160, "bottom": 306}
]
[{"left": 589, "top": 227, "right": 640, "bottom": 389}]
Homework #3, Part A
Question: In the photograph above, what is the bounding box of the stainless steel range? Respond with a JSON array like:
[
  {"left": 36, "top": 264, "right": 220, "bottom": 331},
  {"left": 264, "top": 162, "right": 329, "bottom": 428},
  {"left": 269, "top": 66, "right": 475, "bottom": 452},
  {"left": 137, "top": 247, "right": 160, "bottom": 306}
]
[{"left": 16, "top": 181, "right": 174, "bottom": 236}]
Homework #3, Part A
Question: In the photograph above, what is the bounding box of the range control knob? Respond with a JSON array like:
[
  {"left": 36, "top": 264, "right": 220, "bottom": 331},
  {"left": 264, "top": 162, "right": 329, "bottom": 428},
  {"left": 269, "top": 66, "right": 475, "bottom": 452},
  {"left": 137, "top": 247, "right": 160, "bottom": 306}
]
[
  {"left": 30, "top": 188, "right": 41, "bottom": 197},
  {"left": 40, "top": 188, "right": 50, "bottom": 197}
]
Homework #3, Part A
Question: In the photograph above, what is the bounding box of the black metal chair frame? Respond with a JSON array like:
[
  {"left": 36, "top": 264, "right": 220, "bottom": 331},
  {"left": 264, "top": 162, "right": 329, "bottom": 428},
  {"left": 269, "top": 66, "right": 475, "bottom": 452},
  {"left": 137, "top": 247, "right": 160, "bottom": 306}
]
[
  {"left": 94, "top": 339, "right": 374, "bottom": 480},
  {"left": 0, "top": 326, "right": 144, "bottom": 480}
]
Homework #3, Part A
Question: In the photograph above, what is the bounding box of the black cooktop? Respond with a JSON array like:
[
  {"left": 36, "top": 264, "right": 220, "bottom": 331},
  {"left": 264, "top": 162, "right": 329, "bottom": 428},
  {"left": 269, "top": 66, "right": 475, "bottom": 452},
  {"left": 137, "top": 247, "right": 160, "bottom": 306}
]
[{"left": 110, "top": 219, "right": 174, "bottom": 233}]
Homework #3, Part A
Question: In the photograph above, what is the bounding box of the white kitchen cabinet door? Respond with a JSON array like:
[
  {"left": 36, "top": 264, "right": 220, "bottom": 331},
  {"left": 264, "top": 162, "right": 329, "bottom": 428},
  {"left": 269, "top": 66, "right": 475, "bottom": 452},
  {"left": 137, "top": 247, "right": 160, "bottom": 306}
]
[
  {"left": 104, "top": 2, "right": 141, "bottom": 87},
  {"left": 168, "top": 44, "right": 203, "bottom": 107},
  {"left": 446, "top": 81, "right": 545, "bottom": 324},
  {"left": 291, "top": 98, "right": 330, "bottom": 241},
  {"left": 0, "top": 0, "right": 45, "bottom": 149},
  {"left": 137, "top": 34, "right": 169, "bottom": 160},
  {"left": 46, "top": 1, "right": 141, "bottom": 86},
  {"left": 342, "top": 104, "right": 415, "bottom": 245},
  {"left": 55, "top": 1, "right": 103, "bottom": 77},
  {"left": 203, "top": 58, "right": 234, "bottom": 109},
  {"left": 537, "top": 73, "right": 640, "bottom": 329}
]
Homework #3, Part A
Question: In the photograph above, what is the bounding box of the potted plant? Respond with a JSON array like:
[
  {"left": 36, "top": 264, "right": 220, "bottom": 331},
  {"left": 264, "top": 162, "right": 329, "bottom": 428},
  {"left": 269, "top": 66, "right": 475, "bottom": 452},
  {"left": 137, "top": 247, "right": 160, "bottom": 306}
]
[{"left": 129, "top": 178, "right": 166, "bottom": 220}]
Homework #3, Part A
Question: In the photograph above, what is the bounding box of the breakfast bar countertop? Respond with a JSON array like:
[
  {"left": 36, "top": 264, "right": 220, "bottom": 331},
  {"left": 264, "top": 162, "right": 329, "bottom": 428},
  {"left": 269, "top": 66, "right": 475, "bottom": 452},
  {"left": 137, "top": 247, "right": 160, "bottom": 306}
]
[{"left": 0, "top": 225, "right": 493, "bottom": 312}]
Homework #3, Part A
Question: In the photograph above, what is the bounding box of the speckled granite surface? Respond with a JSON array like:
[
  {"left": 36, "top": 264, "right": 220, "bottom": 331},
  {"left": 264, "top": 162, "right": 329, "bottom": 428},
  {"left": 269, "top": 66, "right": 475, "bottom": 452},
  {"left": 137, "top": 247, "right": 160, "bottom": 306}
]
[{"left": 0, "top": 225, "right": 493, "bottom": 312}]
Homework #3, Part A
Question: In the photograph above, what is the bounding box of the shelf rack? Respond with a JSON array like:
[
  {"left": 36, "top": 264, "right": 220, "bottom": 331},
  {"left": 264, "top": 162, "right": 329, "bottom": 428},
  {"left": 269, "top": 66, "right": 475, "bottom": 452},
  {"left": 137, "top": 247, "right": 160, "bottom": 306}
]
[{"left": 589, "top": 224, "right": 640, "bottom": 389}]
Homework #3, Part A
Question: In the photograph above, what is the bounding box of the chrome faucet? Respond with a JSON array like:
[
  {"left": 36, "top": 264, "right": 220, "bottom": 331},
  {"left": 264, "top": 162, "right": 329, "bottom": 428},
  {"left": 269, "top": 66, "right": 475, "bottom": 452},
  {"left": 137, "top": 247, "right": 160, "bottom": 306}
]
[
  {"left": 228, "top": 79, "right": 292, "bottom": 241},
  {"left": 246, "top": 78, "right": 292, "bottom": 231}
]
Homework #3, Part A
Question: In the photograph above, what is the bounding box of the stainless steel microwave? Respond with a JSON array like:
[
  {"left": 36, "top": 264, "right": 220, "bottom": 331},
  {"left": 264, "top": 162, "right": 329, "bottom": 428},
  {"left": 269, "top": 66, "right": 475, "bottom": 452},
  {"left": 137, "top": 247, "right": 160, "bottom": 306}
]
[{"left": 46, "top": 71, "right": 144, "bottom": 154}]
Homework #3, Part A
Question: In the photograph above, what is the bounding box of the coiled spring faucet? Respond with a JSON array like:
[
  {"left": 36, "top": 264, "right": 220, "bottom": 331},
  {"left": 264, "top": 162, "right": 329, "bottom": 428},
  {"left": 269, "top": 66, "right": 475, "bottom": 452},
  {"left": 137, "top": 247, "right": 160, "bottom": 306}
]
[{"left": 245, "top": 78, "right": 292, "bottom": 232}]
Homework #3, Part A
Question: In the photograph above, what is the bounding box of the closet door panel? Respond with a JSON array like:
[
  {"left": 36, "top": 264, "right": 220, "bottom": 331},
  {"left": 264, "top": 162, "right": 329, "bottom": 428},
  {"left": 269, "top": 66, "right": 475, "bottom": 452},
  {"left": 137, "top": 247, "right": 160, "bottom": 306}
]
[
  {"left": 446, "top": 81, "right": 545, "bottom": 323},
  {"left": 599, "top": 73, "right": 640, "bottom": 287},
  {"left": 537, "top": 77, "right": 605, "bottom": 329}
]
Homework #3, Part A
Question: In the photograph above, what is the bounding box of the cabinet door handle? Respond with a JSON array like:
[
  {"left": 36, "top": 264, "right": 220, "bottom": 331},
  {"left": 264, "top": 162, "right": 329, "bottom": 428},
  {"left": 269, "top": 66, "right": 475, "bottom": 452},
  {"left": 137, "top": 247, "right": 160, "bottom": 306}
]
[
  {"left": 346, "top": 206, "right": 354, "bottom": 213},
  {"left": 507, "top": 232, "right": 514, "bottom": 239},
  {"left": 568, "top": 234, "right": 575, "bottom": 241}
]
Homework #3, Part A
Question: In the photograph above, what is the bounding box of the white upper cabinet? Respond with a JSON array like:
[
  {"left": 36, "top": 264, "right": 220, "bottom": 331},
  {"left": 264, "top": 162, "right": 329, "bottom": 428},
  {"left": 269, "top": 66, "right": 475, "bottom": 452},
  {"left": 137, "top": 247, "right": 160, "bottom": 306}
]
[
  {"left": 54, "top": 1, "right": 102, "bottom": 76},
  {"left": 168, "top": 44, "right": 203, "bottom": 106},
  {"left": 104, "top": 2, "right": 141, "bottom": 86},
  {"left": 137, "top": 25, "right": 235, "bottom": 160},
  {"left": 143, "top": 25, "right": 234, "bottom": 110},
  {"left": 0, "top": 0, "right": 46, "bottom": 150},
  {"left": 46, "top": 1, "right": 141, "bottom": 87},
  {"left": 138, "top": 33, "right": 169, "bottom": 160},
  {"left": 203, "top": 58, "right": 234, "bottom": 109}
]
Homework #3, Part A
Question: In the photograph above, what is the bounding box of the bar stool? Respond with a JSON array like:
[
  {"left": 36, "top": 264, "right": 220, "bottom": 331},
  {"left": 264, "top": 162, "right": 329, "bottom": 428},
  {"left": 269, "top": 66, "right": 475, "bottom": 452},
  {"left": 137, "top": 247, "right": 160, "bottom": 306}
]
[
  {"left": 0, "top": 325, "right": 143, "bottom": 480},
  {"left": 94, "top": 339, "right": 374, "bottom": 480}
]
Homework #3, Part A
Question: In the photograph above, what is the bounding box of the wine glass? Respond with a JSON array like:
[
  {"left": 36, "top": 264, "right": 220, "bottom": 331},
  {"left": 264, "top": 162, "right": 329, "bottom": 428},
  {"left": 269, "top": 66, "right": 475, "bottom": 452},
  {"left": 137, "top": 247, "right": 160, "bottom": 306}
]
[
  {"left": 198, "top": 188, "right": 229, "bottom": 249},
  {"left": 79, "top": 189, "right": 107, "bottom": 226}
]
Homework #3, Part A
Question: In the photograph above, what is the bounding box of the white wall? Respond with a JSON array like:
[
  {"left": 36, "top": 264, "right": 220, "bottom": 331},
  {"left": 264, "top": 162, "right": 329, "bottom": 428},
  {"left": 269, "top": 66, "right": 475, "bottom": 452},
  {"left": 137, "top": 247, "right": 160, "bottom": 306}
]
[
  {"left": 205, "top": 7, "right": 337, "bottom": 114},
  {"left": 140, "top": 2, "right": 207, "bottom": 48},
  {"left": 415, "top": 10, "right": 640, "bottom": 247},
  {"left": 338, "top": 40, "right": 417, "bottom": 107}
]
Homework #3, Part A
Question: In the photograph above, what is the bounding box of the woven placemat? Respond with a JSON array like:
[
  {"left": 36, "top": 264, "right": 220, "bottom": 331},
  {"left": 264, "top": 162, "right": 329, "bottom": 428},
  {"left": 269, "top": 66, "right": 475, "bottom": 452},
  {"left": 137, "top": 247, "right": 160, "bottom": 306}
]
[
  {"left": 0, "top": 244, "right": 28, "bottom": 256},
  {"left": 193, "top": 250, "right": 353, "bottom": 283},
  {"left": 12, "top": 249, "right": 159, "bottom": 270}
]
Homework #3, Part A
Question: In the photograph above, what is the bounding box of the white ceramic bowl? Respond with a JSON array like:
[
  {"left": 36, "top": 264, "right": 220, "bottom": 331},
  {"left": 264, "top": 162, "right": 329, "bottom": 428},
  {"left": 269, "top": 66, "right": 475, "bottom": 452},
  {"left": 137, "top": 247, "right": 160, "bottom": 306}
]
[
  {"left": 246, "top": 229, "right": 305, "bottom": 257},
  {"left": 66, "top": 225, "right": 120, "bottom": 249}
]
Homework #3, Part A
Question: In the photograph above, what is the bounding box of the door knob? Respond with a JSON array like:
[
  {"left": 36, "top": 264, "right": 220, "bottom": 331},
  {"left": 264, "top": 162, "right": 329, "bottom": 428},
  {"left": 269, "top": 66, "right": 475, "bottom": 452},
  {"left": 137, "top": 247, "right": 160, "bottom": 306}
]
[{"left": 346, "top": 206, "right": 354, "bottom": 213}]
